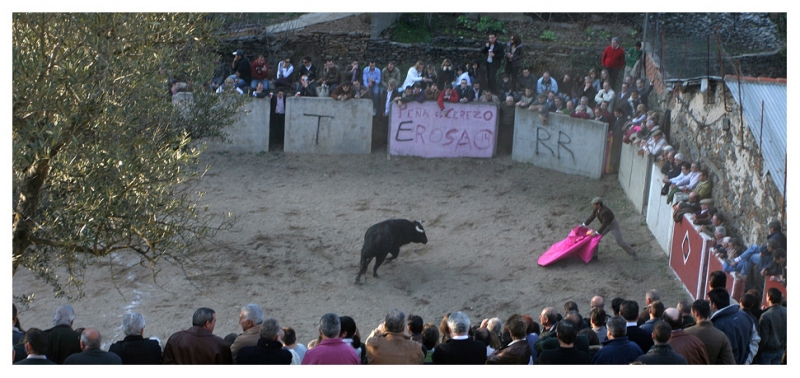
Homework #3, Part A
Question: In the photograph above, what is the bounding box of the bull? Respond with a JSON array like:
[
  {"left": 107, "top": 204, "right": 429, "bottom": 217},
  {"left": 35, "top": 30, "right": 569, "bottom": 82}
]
[{"left": 355, "top": 219, "right": 427, "bottom": 284}]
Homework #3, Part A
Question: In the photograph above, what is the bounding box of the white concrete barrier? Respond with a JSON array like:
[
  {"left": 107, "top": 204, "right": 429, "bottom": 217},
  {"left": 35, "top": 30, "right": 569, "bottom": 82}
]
[
  {"left": 512, "top": 112, "right": 606, "bottom": 179},
  {"left": 617, "top": 142, "right": 652, "bottom": 214},
  {"left": 388, "top": 101, "right": 498, "bottom": 158},
  {"left": 646, "top": 164, "right": 675, "bottom": 255},
  {"left": 285, "top": 97, "right": 372, "bottom": 154}
]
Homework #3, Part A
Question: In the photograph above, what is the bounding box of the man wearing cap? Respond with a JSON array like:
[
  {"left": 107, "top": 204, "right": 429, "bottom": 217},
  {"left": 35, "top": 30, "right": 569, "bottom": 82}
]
[
  {"left": 582, "top": 197, "right": 637, "bottom": 260},
  {"left": 692, "top": 199, "right": 716, "bottom": 225},
  {"left": 642, "top": 129, "right": 666, "bottom": 156},
  {"left": 232, "top": 49, "right": 251, "bottom": 92}
]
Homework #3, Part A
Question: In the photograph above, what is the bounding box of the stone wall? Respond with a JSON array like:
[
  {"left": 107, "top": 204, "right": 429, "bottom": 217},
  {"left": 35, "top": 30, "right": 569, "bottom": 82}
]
[{"left": 665, "top": 82, "right": 784, "bottom": 245}]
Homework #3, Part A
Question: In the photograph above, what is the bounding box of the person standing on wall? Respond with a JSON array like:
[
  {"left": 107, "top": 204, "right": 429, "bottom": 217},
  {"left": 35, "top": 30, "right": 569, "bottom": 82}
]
[
  {"left": 482, "top": 32, "right": 504, "bottom": 94},
  {"left": 601, "top": 38, "right": 625, "bottom": 90}
]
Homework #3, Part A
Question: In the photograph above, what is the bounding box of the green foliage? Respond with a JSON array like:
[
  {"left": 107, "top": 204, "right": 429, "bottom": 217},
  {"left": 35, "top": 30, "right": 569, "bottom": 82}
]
[
  {"left": 457, "top": 15, "right": 507, "bottom": 34},
  {"left": 539, "top": 30, "right": 557, "bottom": 41},
  {"left": 12, "top": 13, "right": 242, "bottom": 299},
  {"left": 584, "top": 28, "right": 611, "bottom": 41},
  {"left": 393, "top": 13, "right": 431, "bottom": 43}
]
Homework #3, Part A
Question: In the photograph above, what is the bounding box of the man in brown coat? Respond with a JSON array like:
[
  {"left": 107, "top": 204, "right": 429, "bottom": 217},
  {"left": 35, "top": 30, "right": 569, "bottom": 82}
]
[
  {"left": 684, "top": 300, "right": 735, "bottom": 364},
  {"left": 162, "top": 307, "right": 232, "bottom": 364},
  {"left": 487, "top": 314, "right": 532, "bottom": 364},
  {"left": 662, "top": 307, "right": 709, "bottom": 364},
  {"left": 365, "top": 309, "right": 424, "bottom": 364}
]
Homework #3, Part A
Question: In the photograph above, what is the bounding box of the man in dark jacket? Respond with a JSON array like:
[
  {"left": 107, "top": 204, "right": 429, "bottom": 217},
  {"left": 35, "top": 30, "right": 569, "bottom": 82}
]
[
  {"left": 620, "top": 300, "right": 653, "bottom": 353},
  {"left": 536, "top": 319, "right": 591, "bottom": 364},
  {"left": 232, "top": 49, "right": 251, "bottom": 91},
  {"left": 236, "top": 318, "right": 293, "bottom": 365},
  {"left": 583, "top": 197, "right": 637, "bottom": 260},
  {"left": 592, "top": 316, "right": 643, "bottom": 364},
  {"left": 481, "top": 32, "right": 504, "bottom": 93},
  {"left": 487, "top": 314, "right": 531, "bottom": 364},
  {"left": 757, "top": 288, "right": 786, "bottom": 364},
  {"left": 14, "top": 328, "right": 56, "bottom": 365},
  {"left": 634, "top": 322, "right": 687, "bottom": 364},
  {"left": 63, "top": 328, "right": 122, "bottom": 365},
  {"left": 108, "top": 312, "right": 162, "bottom": 364},
  {"left": 432, "top": 311, "right": 486, "bottom": 364},
  {"left": 708, "top": 288, "right": 758, "bottom": 364},
  {"left": 162, "top": 307, "right": 232, "bottom": 364},
  {"left": 44, "top": 304, "right": 82, "bottom": 364}
]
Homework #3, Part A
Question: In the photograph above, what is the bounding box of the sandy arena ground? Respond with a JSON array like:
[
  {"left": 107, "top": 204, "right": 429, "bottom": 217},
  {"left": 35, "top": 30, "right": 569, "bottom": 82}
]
[{"left": 12, "top": 149, "right": 691, "bottom": 351}]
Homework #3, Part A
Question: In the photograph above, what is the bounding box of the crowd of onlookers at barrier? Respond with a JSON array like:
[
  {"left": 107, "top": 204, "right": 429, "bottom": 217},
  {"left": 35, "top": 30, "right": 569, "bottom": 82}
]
[{"left": 13, "top": 273, "right": 786, "bottom": 365}]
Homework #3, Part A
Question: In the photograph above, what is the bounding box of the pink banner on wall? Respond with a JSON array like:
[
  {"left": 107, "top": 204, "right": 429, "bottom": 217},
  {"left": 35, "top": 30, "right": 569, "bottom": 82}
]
[{"left": 388, "top": 101, "right": 498, "bottom": 158}]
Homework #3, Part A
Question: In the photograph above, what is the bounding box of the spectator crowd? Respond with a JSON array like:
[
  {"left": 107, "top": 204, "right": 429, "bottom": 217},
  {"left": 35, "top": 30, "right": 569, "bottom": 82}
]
[
  {"left": 18, "top": 30, "right": 784, "bottom": 367},
  {"left": 13, "top": 277, "right": 786, "bottom": 365}
]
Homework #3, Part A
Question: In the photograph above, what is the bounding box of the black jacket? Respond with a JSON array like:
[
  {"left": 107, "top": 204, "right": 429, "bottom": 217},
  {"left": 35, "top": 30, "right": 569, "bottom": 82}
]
[
  {"left": 108, "top": 335, "right": 163, "bottom": 364},
  {"left": 236, "top": 338, "right": 293, "bottom": 365}
]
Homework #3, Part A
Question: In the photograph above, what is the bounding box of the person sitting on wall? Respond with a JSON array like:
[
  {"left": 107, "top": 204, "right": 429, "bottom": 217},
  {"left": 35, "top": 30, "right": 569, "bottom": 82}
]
[
  {"left": 692, "top": 199, "right": 716, "bottom": 226},
  {"left": 673, "top": 192, "right": 700, "bottom": 223},
  {"left": 274, "top": 57, "right": 295, "bottom": 89},
  {"left": 515, "top": 87, "right": 536, "bottom": 109},
  {"left": 330, "top": 81, "right": 354, "bottom": 101},
  {"left": 294, "top": 75, "right": 316, "bottom": 97}
]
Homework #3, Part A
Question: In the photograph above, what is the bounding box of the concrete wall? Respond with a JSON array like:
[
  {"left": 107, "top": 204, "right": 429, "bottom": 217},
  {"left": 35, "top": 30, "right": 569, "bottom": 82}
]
[
  {"left": 512, "top": 112, "right": 606, "bottom": 179},
  {"left": 388, "top": 101, "right": 498, "bottom": 158},
  {"left": 173, "top": 92, "right": 271, "bottom": 154},
  {"left": 284, "top": 97, "right": 372, "bottom": 154},
  {"left": 617, "top": 142, "right": 652, "bottom": 214},
  {"left": 646, "top": 163, "right": 675, "bottom": 256}
]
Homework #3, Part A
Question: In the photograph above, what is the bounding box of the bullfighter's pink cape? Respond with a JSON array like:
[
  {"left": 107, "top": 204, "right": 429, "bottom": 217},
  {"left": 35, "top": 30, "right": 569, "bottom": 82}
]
[{"left": 537, "top": 226, "right": 602, "bottom": 266}]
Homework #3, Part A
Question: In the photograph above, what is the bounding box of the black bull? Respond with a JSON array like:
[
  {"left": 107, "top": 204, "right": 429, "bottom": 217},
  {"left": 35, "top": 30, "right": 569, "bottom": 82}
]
[{"left": 355, "top": 219, "right": 427, "bottom": 283}]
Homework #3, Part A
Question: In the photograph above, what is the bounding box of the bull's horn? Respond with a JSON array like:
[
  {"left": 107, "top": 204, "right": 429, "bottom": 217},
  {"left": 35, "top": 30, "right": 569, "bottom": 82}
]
[{"left": 415, "top": 225, "right": 424, "bottom": 233}]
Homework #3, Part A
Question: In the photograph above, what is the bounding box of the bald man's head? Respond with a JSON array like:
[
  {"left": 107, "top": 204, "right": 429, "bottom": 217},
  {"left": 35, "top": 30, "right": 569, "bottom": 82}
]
[
  {"left": 80, "top": 327, "right": 102, "bottom": 350},
  {"left": 662, "top": 308, "right": 683, "bottom": 330}
]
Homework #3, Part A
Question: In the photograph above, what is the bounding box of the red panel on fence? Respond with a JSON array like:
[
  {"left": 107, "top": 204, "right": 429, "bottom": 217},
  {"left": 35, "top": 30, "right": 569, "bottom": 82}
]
[
  {"left": 706, "top": 254, "right": 744, "bottom": 302},
  {"left": 670, "top": 216, "right": 713, "bottom": 300}
]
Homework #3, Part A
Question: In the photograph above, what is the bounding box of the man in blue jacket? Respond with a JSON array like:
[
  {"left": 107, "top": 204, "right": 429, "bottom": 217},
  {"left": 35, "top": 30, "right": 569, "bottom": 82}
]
[{"left": 592, "top": 316, "right": 643, "bottom": 364}]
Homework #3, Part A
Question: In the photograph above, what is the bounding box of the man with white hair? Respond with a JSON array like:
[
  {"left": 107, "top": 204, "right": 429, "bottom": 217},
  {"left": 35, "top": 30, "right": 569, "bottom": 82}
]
[
  {"left": 236, "top": 318, "right": 293, "bottom": 364},
  {"left": 432, "top": 311, "right": 487, "bottom": 364},
  {"left": 231, "top": 303, "right": 264, "bottom": 362},
  {"left": 44, "top": 304, "right": 82, "bottom": 364},
  {"left": 109, "top": 312, "right": 162, "bottom": 364}
]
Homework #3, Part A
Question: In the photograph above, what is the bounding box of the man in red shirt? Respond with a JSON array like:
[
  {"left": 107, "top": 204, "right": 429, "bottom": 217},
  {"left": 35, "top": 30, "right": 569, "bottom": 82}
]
[{"left": 601, "top": 37, "right": 626, "bottom": 89}]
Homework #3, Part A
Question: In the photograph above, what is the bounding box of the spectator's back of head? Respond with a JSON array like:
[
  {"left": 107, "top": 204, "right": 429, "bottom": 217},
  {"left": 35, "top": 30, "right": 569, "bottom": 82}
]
[
  {"left": 240, "top": 304, "right": 264, "bottom": 326},
  {"left": 620, "top": 300, "right": 640, "bottom": 321},
  {"left": 384, "top": 309, "right": 406, "bottom": 333},
  {"left": 563, "top": 300, "right": 579, "bottom": 314},
  {"left": 319, "top": 313, "right": 341, "bottom": 338},
  {"left": 590, "top": 307, "right": 607, "bottom": 327},
  {"left": 677, "top": 300, "right": 692, "bottom": 316},
  {"left": 122, "top": 312, "right": 146, "bottom": 336},
  {"left": 556, "top": 319, "right": 578, "bottom": 345},
  {"left": 421, "top": 323, "right": 439, "bottom": 350},
  {"left": 607, "top": 316, "right": 627, "bottom": 338},
  {"left": 447, "top": 312, "right": 470, "bottom": 335},
  {"left": 282, "top": 327, "right": 297, "bottom": 346},
  {"left": 662, "top": 308, "right": 682, "bottom": 330},
  {"left": 52, "top": 304, "right": 75, "bottom": 327},
  {"left": 80, "top": 327, "right": 102, "bottom": 350},
  {"left": 407, "top": 314, "right": 423, "bottom": 334},
  {"left": 192, "top": 308, "right": 215, "bottom": 327},
  {"left": 707, "top": 288, "right": 731, "bottom": 310},
  {"left": 611, "top": 297, "right": 626, "bottom": 316},
  {"left": 740, "top": 293, "right": 759, "bottom": 312},
  {"left": 505, "top": 314, "right": 527, "bottom": 340},
  {"left": 260, "top": 318, "right": 281, "bottom": 340},
  {"left": 652, "top": 321, "right": 672, "bottom": 344},
  {"left": 767, "top": 288, "right": 782, "bottom": 304},
  {"left": 523, "top": 315, "right": 539, "bottom": 335},
  {"left": 23, "top": 327, "right": 48, "bottom": 355},
  {"left": 578, "top": 327, "right": 600, "bottom": 346},
  {"left": 486, "top": 317, "right": 503, "bottom": 337},
  {"left": 649, "top": 300, "right": 665, "bottom": 318},
  {"left": 691, "top": 299, "right": 711, "bottom": 319},
  {"left": 709, "top": 270, "right": 727, "bottom": 290},
  {"left": 646, "top": 289, "right": 661, "bottom": 303}
]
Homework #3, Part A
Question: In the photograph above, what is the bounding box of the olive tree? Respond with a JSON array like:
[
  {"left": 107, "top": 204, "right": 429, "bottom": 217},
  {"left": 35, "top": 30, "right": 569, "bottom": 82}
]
[{"left": 12, "top": 13, "right": 244, "bottom": 299}]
